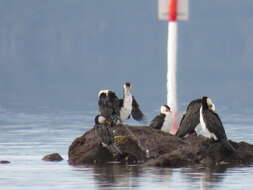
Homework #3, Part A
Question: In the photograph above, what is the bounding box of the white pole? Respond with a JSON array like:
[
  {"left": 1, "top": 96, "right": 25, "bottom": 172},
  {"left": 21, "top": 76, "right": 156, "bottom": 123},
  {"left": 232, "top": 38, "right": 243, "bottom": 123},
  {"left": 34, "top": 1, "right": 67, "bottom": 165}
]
[
  {"left": 167, "top": 21, "right": 178, "bottom": 134},
  {"left": 167, "top": 22, "right": 178, "bottom": 113}
]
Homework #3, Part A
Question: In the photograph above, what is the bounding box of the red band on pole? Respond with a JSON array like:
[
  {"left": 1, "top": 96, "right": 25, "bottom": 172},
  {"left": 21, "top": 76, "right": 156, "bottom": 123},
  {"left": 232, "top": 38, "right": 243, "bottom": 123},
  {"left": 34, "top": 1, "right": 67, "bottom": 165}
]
[{"left": 168, "top": 0, "right": 177, "bottom": 21}]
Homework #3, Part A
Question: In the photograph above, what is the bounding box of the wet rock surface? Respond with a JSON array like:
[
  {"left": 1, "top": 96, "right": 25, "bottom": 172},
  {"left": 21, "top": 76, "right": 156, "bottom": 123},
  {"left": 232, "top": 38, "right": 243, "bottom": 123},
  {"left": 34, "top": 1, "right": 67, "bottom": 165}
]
[
  {"left": 42, "top": 153, "right": 64, "bottom": 161},
  {"left": 68, "top": 125, "right": 253, "bottom": 167}
]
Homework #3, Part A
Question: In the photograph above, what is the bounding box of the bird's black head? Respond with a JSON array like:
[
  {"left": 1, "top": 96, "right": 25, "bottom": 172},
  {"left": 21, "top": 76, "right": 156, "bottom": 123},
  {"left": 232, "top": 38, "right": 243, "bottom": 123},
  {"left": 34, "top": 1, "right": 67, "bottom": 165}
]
[
  {"left": 107, "top": 91, "right": 118, "bottom": 100},
  {"left": 201, "top": 96, "right": 214, "bottom": 110},
  {"left": 201, "top": 96, "right": 208, "bottom": 109},
  {"left": 123, "top": 82, "right": 132, "bottom": 93},
  {"left": 164, "top": 105, "right": 171, "bottom": 111},
  {"left": 160, "top": 105, "right": 171, "bottom": 114},
  {"left": 125, "top": 82, "right": 131, "bottom": 87},
  {"left": 99, "top": 93, "right": 107, "bottom": 99},
  {"left": 98, "top": 90, "right": 109, "bottom": 98}
]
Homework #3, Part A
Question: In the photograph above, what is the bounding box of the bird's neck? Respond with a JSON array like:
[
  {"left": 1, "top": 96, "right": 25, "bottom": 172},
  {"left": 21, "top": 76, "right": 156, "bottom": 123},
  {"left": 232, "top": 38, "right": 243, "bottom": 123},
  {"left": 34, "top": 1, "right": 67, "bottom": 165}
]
[
  {"left": 160, "top": 113, "right": 167, "bottom": 118},
  {"left": 124, "top": 89, "right": 131, "bottom": 97}
]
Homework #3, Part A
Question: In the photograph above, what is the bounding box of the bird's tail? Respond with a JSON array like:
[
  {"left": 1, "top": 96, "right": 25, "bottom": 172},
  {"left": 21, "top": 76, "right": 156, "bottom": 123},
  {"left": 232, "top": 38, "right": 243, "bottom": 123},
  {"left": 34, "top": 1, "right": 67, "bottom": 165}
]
[{"left": 222, "top": 139, "right": 235, "bottom": 152}]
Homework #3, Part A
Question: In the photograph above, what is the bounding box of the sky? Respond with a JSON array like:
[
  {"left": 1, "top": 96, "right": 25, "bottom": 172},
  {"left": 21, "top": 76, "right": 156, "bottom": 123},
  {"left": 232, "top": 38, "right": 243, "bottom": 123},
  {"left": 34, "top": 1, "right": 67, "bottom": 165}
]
[{"left": 0, "top": 0, "right": 252, "bottom": 112}]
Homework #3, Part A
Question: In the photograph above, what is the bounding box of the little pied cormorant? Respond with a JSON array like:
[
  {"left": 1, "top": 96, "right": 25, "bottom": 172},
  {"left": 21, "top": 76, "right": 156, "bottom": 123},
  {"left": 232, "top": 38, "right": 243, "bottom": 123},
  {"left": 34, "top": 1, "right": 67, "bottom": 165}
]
[
  {"left": 150, "top": 105, "right": 172, "bottom": 130},
  {"left": 98, "top": 90, "right": 121, "bottom": 124},
  {"left": 199, "top": 96, "right": 235, "bottom": 152},
  {"left": 94, "top": 115, "right": 122, "bottom": 154},
  {"left": 176, "top": 98, "right": 215, "bottom": 138},
  {"left": 119, "top": 82, "right": 145, "bottom": 122}
]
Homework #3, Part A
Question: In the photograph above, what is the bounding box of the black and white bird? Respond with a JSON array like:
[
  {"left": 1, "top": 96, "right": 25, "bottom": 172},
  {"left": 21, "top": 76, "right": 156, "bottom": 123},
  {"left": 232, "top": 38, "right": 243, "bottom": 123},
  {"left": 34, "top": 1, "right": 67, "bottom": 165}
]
[
  {"left": 94, "top": 115, "right": 122, "bottom": 154},
  {"left": 119, "top": 82, "right": 145, "bottom": 122},
  {"left": 176, "top": 98, "right": 215, "bottom": 138},
  {"left": 98, "top": 90, "right": 121, "bottom": 124},
  {"left": 149, "top": 105, "right": 172, "bottom": 131},
  {"left": 98, "top": 82, "right": 145, "bottom": 124},
  {"left": 199, "top": 96, "right": 235, "bottom": 152}
]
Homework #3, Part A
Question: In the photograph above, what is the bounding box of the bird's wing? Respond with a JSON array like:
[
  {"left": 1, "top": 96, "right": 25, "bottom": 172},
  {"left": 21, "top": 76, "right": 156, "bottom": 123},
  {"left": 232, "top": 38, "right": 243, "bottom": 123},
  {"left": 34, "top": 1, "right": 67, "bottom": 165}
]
[
  {"left": 186, "top": 99, "right": 201, "bottom": 112},
  {"left": 149, "top": 115, "right": 165, "bottom": 130},
  {"left": 131, "top": 96, "right": 145, "bottom": 121},
  {"left": 176, "top": 113, "right": 186, "bottom": 137},
  {"left": 176, "top": 100, "right": 201, "bottom": 137},
  {"left": 176, "top": 110, "right": 200, "bottom": 137},
  {"left": 94, "top": 124, "right": 103, "bottom": 143},
  {"left": 119, "top": 99, "right": 123, "bottom": 108},
  {"left": 107, "top": 91, "right": 121, "bottom": 115},
  {"left": 204, "top": 110, "right": 227, "bottom": 140},
  {"left": 179, "top": 113, "right": 186, "bottom": 127},
  {"left": 98, "top": 94, "right": 108, "bottom": 116},
  {"left": 95, "top": 124, "right": 114, "bottom": 145}
]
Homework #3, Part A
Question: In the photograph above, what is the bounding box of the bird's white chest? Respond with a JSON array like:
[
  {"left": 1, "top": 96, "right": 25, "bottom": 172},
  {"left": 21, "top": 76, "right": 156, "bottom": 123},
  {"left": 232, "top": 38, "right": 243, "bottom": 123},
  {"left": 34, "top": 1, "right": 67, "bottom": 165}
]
[
  {"left": 161, "top": 113, "right": 172, "bottom": 132},
  {"left": 120, "top": 94, "right": 132, "bottom": 120},
  {"left": 199, "top": 106, "right": 217, "bottom": 140}
]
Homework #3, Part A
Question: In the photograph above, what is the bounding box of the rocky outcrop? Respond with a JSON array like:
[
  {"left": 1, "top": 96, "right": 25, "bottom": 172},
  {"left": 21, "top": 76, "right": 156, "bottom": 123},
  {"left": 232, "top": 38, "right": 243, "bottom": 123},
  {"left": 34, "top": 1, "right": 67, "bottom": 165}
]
[
  {"left": 42, "top": 153, "right": 64, "bottom": 161},
  {"left": 0, "top": 160, "right": 10, "bottom": 164},
  {"left": 68, "top": 124, "right": 253, "bottom": 167}
]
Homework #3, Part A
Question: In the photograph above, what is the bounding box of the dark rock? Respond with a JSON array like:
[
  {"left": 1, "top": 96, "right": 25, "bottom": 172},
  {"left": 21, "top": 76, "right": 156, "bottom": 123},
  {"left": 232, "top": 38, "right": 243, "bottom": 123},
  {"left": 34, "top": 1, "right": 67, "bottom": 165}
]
[
  {"left": 68, "top": 124, "right": 253, "bottom": 167},
  {"left": 42, "top": 153, "right": 63, "bottom": 161},
  {"left": 0, "top": 160, "right": 10, "bottom": 164},
  {"left": 68, "top": 124, "right": 181, "bottom": 165}
]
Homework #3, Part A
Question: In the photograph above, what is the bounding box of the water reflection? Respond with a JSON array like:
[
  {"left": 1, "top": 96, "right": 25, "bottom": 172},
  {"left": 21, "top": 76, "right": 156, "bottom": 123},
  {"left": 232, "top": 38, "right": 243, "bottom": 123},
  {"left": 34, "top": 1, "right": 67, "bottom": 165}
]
[
  {"left": 76, "top": 164, "right": 229, "bottom": 190},
  {"left": 75, "top": 163, "right": 173, "bottom": 189},
  {"left": 93, "top": 163, "right": 142, "bottom": 189},
  {"left": 181, "top": 166, "right": 228, "bottom": 190}
]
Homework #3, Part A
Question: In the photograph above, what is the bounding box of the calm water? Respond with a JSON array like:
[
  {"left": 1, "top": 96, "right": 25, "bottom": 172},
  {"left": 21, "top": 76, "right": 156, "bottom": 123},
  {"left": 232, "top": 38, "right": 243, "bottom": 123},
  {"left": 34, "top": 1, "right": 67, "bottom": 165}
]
[{"left": 1, "top": 105, "right": 253, "bottom": 190}]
